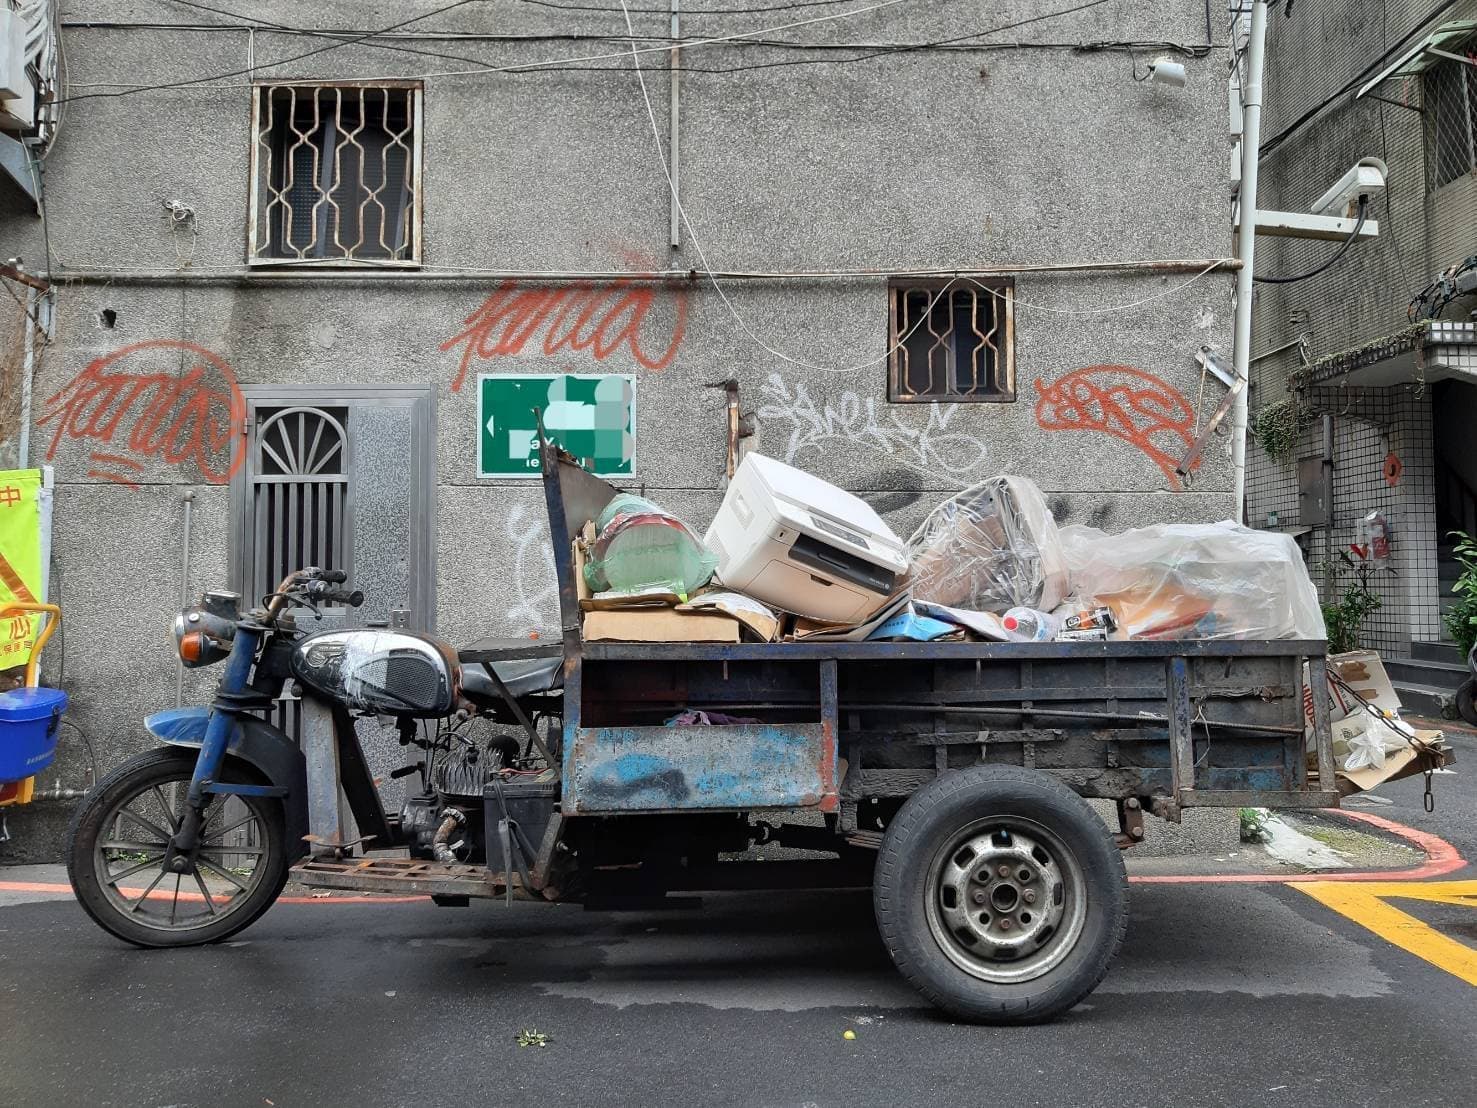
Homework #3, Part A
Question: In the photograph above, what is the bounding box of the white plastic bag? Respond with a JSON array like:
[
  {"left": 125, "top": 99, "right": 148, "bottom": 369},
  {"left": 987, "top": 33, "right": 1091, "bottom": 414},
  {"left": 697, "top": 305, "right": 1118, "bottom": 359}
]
[
  {"left": 909, "top": 476, "right": 1069, "bottom": 613},
  {"left": 1057, "top": 521, "right": 1325, "bottom": 640},
  {"left": 1332, "top": 709, "right": 1415, "bottom": 772}
]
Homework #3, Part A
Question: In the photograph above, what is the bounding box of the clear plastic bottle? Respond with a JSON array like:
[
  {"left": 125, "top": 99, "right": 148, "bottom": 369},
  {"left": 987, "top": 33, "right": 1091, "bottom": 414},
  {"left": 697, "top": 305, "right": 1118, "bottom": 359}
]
[{"left": 1001, "top": 607, "right": 1060, "bottom": 642}]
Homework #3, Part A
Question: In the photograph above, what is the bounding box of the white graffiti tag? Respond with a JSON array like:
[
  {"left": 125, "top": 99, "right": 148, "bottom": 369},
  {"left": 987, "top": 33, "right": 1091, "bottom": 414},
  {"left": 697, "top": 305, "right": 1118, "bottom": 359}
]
[
  {"left": 756, "top": 373, "right": 989, "bottom": 477},
  {"left": 505, "top": 502, "right": 558, "bottom": 630}
]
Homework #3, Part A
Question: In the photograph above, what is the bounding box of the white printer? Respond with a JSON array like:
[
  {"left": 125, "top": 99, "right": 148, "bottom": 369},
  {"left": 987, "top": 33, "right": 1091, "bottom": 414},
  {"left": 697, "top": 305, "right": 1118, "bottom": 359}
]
[{"left": 705, "top": 453, "right": 910, "bottom": 624}]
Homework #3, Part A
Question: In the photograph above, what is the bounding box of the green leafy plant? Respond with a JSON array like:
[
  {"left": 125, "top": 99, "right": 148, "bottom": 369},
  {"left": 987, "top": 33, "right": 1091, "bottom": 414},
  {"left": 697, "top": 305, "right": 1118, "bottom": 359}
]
[
  {"left": 1320, "top": 550, "right": 1384, "bottom": 654},
  {"left": 1239, "top": 807, "right": 1271, "bottom": 844},
  {"left": 1250, "top": 397, "right": 1314, "bottom": 467},
  {"left": 1443, "top": 531, "right": 1477, "bottom": 658}
]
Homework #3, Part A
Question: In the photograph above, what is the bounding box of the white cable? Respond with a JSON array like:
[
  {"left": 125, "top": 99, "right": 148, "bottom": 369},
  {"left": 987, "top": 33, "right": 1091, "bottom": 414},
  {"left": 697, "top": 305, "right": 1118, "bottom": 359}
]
[
  {"left": 619, "top": 0, "right": 956, "bottom": 374},
  {"left": 619, "top": 1, "right": 1226, "bottom": 376},
  {"left": 963, "top": 261, "right": 1225, "bottom": 316}
]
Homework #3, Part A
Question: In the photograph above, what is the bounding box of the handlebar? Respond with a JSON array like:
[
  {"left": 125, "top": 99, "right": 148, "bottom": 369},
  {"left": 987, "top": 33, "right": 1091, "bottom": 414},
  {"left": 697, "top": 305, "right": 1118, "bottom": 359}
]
[{"left": 262, "top": 568, "right": 359, "bottom": 623}]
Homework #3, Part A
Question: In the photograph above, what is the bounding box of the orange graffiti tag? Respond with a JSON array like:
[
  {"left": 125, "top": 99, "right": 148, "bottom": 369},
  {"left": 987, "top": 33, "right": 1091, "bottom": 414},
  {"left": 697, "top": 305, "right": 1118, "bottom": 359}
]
[
  {"left": 38, "top": 340, "right": 246, "bottom": 489},
  {"left": 1033, "top": 365, "right": 1198, "bottom": 489},
  {"left": 439, "top": 277, "right": 688, "bottom": 392}
]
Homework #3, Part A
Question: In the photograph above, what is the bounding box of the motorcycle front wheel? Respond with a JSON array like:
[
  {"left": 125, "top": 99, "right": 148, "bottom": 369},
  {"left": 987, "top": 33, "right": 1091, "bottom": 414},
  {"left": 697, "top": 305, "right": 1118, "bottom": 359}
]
[{"left": 66, "top": 747, "right": 290, "bottom": 948}]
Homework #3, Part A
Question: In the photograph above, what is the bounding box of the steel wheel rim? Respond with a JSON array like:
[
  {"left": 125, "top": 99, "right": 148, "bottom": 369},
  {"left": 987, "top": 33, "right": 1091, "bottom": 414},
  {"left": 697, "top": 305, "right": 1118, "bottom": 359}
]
[
  {"left": 92, "top": 771, "right": 271, "bottom": 932},
  {"left": 924, "top": 816, "right": 1088, "bottom": 985}
]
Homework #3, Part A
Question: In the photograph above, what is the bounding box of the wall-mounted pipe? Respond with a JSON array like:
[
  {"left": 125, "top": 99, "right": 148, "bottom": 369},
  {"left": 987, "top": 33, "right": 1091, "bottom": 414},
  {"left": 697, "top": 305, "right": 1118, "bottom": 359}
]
[
  {"left": 175, "top": 489, "right": 195, "bottom": 708},
  {"left": 669, "top": 0, "right": 681, "bottom": 250},
  {"left": 1230, "top": 0, "right": 1269, "bottom": 518},
  {"left": 18, "top": 287, "right": 36, "bottom": 467},
  {"left": 1321, "top": 412, "right": 1335, "bottom": 540},
  {"left": 46, "top": 257, "right": 1241, "bottom": 285}
]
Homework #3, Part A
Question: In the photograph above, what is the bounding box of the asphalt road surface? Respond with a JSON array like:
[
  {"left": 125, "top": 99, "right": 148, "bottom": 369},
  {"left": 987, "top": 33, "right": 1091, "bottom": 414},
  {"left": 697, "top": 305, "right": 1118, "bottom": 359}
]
[{"left": 3, "top": 728, "right": 1475, "bottom": 1108}]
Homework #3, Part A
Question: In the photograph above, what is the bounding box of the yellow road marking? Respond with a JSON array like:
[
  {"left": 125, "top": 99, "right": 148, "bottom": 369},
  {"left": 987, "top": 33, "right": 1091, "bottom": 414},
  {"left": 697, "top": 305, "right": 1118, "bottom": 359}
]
[{"left": 1297, "top": 880, "right": 1477, "bottom": 987}]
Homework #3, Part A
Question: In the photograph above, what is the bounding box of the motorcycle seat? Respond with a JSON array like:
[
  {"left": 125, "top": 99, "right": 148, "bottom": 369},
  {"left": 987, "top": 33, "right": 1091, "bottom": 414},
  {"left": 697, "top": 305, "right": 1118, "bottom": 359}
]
[{"left": 458, "top": 637, "right": 564, "bottom": 702}]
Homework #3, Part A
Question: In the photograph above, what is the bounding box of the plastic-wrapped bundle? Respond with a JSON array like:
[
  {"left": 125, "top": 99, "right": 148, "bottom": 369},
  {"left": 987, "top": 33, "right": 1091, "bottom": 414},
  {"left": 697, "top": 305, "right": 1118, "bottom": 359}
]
[
  {"left": 908, "top": 476, "right": 1070, "bottom": 613},
  {"left": 583, "top": 493, "right": 718, "bottom": 600},
  {"left": 1057, "top": 521, "right": 1325, "bottom": 640}
]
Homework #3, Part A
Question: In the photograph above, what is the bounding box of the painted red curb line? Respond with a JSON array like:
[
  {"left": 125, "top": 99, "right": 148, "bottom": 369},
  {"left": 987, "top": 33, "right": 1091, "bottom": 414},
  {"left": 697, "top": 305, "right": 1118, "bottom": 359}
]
[
  {"left": 0, "top": 880, "right": 427, "bottom": 904},
  {"left": 3, "top": 811, "right": 1464, "bottom": 901},
  {"left": 1129, "top": 809, "right": 1466, "bottom": 885}
]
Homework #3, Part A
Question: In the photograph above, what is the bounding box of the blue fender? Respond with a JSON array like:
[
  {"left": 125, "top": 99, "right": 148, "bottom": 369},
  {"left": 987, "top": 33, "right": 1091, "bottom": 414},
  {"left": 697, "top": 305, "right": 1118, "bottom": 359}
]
[{"left": 146, "top": 707, "right": 310, "bottom": 860}]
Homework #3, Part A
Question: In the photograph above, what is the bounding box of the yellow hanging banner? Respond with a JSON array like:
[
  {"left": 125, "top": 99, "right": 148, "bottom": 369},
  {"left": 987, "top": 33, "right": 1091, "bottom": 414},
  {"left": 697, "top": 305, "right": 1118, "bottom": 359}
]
[{"left": 0, "top": 469, "right": 44, "bottom": 673}]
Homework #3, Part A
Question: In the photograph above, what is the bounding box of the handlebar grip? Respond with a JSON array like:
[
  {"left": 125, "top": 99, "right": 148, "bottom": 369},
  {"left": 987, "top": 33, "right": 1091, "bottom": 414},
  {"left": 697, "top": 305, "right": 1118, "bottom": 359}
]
[
  {"left": 334, "top": 589, "right": 365, "bottom": 608},
  {"left": 322, "top": 569, "right": 348, "bottom": 584}
]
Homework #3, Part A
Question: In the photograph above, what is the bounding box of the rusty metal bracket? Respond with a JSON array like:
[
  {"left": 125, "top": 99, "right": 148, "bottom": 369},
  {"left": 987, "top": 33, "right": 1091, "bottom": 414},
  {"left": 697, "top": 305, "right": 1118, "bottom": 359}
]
[
  {"left": 291, "top": 856, "right": 517, "bottom": 899},
  {"left": 1176, "top": 373, "right": 1245, "bottom": 482},
  {"left": 706, "top": 378, "right": 743, "bottom": 478},
  {"left": 1114, "top": 797, "right": 1145, "bottom": 849}
]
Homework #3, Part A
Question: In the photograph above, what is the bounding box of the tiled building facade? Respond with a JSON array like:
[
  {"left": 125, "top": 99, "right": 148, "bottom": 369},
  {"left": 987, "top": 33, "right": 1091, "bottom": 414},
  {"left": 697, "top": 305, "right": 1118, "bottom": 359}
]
[{"left": 1246, "top": 0, "right": 1477, "bottom": 664}]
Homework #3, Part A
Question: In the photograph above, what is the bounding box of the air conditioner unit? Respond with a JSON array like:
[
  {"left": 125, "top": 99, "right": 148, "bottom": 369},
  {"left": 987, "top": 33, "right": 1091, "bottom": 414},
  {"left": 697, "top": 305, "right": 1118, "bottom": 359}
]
[{"left": 0, "top": 9, "right": 36, "bottom": 132}]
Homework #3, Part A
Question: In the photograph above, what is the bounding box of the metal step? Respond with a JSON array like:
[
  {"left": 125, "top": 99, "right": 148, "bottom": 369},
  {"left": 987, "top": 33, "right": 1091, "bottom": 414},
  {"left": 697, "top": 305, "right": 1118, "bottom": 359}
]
[
  {"left": 1384, "top": 656, "right": 1470, "bottom": 690},
  {"left": 1391, "top": 682, "right": 1457, "bottom": 721},
  {"left": 1412, "top": 640, "right": 1465, "bottom": 665},
  {"left": 291, "top": 856, "right": 511, "bottom": 899}
]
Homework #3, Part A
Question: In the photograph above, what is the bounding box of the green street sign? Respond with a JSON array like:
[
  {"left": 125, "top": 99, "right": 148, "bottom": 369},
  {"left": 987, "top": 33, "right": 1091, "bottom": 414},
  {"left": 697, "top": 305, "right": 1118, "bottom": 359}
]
[{"left": 478, "top": 373, "right": 636, "bottom": 478}]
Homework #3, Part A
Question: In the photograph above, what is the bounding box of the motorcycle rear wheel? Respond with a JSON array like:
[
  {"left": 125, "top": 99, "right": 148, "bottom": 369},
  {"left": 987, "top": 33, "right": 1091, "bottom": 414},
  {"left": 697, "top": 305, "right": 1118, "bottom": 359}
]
[
  {"left": 1457, "top": 678, "right": 1477, "bottom": 728},
  {"left": 66, "top": 748, "right": 289, "bottom": 948}
]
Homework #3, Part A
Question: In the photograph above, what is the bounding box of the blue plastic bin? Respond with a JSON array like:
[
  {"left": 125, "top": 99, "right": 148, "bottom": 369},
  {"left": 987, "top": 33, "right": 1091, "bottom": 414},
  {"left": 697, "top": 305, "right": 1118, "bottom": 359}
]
[{"left": 0, "top": 686, "right": 69, "bottom": 783}]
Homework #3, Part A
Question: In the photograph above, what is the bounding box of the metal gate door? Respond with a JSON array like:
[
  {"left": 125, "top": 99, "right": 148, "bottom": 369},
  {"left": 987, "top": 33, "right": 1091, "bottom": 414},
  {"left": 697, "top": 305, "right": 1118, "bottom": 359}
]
[
  {"left": 245, "top": 405, "right": 351, "bottom": 609},
  {"left": 229, "top": 386, "right": 437, "bottom": 736}
]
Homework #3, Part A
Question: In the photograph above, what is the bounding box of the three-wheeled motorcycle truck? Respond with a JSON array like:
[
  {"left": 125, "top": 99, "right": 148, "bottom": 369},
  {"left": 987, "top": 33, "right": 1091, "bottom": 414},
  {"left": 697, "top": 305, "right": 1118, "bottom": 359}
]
[{"left": 66, "top": 439, "right": 1343, "bottom": 1024}]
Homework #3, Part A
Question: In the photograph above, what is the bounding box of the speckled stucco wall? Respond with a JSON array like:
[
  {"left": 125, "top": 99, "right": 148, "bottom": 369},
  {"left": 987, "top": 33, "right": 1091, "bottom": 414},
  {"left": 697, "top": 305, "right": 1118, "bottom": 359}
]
[{"left": 0, "top": 0, "right": 1236, "bottom": 857}]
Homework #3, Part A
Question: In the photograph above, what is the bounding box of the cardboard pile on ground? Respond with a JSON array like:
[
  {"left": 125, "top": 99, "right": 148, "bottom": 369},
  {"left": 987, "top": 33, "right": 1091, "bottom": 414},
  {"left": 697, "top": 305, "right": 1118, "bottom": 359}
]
[{"left": 1303, "top": 650, "right": 1453, "bottom": 795}]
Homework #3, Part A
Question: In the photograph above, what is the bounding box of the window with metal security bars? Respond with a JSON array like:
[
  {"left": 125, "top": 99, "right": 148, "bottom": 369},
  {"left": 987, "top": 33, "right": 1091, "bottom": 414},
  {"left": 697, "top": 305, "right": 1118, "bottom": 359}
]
[
  {"left": 249, "top": 83, "right": 422, "bottom": 265},
  {"left": 889, "top": 281, "right": 1015, "bottom": 402},
  {"left": 1426, "top": 59, "right": 1477, "bottom": 191}
]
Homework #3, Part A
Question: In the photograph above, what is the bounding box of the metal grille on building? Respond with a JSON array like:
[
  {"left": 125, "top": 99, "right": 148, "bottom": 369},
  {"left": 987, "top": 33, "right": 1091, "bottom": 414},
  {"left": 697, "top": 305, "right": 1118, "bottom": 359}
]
[
  {"left": 1426, "top": 58, "right": 1477, "bottom": 191},
  {"left": 889, "top": 281, "right": 1015, "bottom": 402},
  {"left": 249, "top": 82, "right": 423, "bottom": 265},
  {"left": 248, "top": 406, "right": 350, "bottom": 736}
]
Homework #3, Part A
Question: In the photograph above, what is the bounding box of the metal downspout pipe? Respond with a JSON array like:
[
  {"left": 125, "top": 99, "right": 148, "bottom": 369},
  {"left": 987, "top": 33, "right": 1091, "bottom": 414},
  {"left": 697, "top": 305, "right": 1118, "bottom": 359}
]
[{"left": 1231, "top": 0, "right": 1269, "bottom": 519}]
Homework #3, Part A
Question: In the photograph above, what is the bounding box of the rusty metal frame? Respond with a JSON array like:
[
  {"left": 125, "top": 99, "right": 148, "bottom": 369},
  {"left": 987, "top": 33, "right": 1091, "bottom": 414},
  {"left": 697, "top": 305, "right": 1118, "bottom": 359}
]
[
  {"left": 888, "top": 278, "right": 1015, "bottom": 403},
  {"left": 291, "top": 856, "right": 517, "bottom": 898},
  {"left": 246, "top": 80, "right": 424, "bottom": 268}
]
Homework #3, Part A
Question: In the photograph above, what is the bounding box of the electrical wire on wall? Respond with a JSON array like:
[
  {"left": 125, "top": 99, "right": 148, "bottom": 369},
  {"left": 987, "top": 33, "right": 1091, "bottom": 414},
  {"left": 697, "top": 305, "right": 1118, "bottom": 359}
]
[
  {"left": 1252, "top": 198, "right": 1369, "bottom": 285},
  {"left": 1374, "top": 0, "right": 1414, "bottom": 295},
  {"left": 612, "top": 0, "right": 1228, "bottom": 383},
  {"left": 57, "top": 0, "right": 486, "bottom": 104},
  {"left": 1409, "top": 254, "right": 1477, "bottom": 321},
  {"left": 63, "top": 0, "right": 1206, "bottom": 96}
]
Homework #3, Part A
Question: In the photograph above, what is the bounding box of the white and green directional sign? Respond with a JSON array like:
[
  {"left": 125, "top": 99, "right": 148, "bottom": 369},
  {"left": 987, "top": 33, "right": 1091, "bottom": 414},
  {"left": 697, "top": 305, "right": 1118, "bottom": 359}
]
[{"left": 478, "top": 373, "right": 636, "bottom": 478}]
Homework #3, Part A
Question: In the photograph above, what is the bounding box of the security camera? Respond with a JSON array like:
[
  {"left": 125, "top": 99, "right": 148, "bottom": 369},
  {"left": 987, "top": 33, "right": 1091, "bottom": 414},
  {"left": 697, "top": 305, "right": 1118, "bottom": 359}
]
[
  {"left": 1146, "top": 57, "right": 1187, "bottom": 87},
  {"left": 1311, "top": 158, "right": 1387, "bottom": 218}
]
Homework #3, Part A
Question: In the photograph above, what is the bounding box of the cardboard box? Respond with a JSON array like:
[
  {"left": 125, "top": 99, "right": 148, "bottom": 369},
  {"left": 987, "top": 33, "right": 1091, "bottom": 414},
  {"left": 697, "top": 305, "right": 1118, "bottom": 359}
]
[
  {"left": 678, "top": 591, "right": 780, "bottom": 642},
  {"left": 582, "top": 607, "right": 741, "bottom": 643},
  {"left": 1336, "top": 729, "right": 1448, "bottom": 796},
  {"left": 1328, "top": 650, "right": 1402, "bottom": 714}
]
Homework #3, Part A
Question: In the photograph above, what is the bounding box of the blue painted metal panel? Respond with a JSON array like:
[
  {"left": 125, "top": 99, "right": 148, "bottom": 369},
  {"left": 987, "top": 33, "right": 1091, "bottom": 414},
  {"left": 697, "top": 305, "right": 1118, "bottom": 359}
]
[{"left": 567, "top": 723, "right": 829, "bottom": 814}]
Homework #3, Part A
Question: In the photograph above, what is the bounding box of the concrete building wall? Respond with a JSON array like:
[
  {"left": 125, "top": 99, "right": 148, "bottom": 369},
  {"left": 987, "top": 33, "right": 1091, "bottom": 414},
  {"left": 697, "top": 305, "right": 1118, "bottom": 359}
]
[
  {"left": 1246, "top": 0, "right": 1477, "bottom": 655},
  {"left": 0, "top": 0, "right": 1235, "bottom": 857}
]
